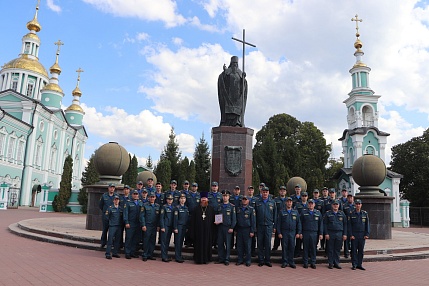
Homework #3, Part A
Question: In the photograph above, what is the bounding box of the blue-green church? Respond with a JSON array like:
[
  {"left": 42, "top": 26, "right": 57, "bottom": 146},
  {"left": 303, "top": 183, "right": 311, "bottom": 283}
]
[
  {"left": 335, "top": 19, "right": 403, "bottom": 226},
  {"left": 0, "top": 3, "right": 87, "bottom": 212}
]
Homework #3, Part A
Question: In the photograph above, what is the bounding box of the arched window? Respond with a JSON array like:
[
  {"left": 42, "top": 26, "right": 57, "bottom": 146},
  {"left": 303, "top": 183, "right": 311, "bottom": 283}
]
[{"left": 362, "top": 105, "right": 374, "bottom": 127}]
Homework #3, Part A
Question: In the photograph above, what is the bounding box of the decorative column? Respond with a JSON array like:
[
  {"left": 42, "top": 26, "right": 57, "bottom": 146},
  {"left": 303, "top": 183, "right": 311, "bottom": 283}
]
[{"left": 400, "top": 200, "right": 410, "bottom": 228}]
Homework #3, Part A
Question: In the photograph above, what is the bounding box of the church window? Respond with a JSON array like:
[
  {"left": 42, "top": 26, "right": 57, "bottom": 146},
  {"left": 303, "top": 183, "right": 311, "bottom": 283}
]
[
  {"left": 11, "top": 80, "right": 18, "bottom": 91},
  {"left": 362, "top": 105, "right": 374, "bottom": 127},
  {"left": 53, "top": 130, "right": 58, "bottom": 140},
  {"left": 366, "top": 146, "right": 375, "bottom": 155},
  {"left": 50, "top": 145, "right": 57, "bottom": 173},
  {"left": 24, "top": 43, "right": 30, "bottom": 54},
  {"left": 26, "top": 83, "right": 34, "bottom": 97},
  {"left": 17, "top": 140, "right": 25, "bottom": 164},
  {"left": 0, "top": 132, "right": 6, "bottom": 158},
  {"left": 7, "top": 136, "right": 16, "bottom": 162},
  {"left": 39, "top": 121, "right": 45, "bottom": 132}
]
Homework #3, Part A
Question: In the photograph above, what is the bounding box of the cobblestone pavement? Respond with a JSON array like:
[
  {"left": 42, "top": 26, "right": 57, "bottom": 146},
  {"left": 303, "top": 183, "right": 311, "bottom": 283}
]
[{"left": 1, "top": 207, "right": 429, "bottom": 286}]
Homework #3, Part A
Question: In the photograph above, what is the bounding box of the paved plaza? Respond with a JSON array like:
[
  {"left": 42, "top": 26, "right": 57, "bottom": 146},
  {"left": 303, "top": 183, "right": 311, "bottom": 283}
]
[{"left": 1, "top": 207, "right": 429, "bottom": 285}]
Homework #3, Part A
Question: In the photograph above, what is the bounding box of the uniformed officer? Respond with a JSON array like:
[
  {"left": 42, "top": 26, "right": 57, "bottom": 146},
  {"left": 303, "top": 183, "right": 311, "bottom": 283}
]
[
  {"left": 105, "top": 195, "right": 122, "bottom": 259},
  {"left": 294, "top": 191, "right": 309, "bottom": 257},
  {"left": 119, "top": 185, "right": 131, "bottom": 249},
  {"left": 235, "top": 196, "right": 256, "bottom": 266},
  {"left": 290, "top": 184, "right": 303, "bottom": 207},
  {"left": 140, "top": 192, "right": 161, "bottom": 261},
  {"left": 135, "top": 181, "right": 144, "bottom": 196},
  {"left": 160, "top": 194, "right": 175, "bottom": 262},
  {"left": 184, "top": 182, "right": 200, "bottom": 247},
  {"left": 348, "top": 199, "right": 370, "bottom": 270},
  {"left": 323, "top": 200, "right": 347, "bottom": 269},
  {"left": 208, "top": 181, "right": 222, "bottom": 248},
  {"left": 277, "top": 197, "right": 302, "bottom": 268},
  {"left": 146, "top": 177, "right": 156, "bottom": 193},
  {"left": 173, "top": 194, "right": 189, "bottom": 263},
  {"left": 215, "top": 190, "right": 237, "bottom": 265},
  {"left": 342, "top": 194, "right": 355, "bottom": 258},
  {"left": 140, "top": 188, "right": 149, "bottom": 204},
  {"left": 181, "top": 180, "right": 190, "bottom": 196},
  {"left": 339, "top": 188, "right": 349, "bottom": 208},
  {"left": 123, "top": 190, "right": 142, "bottom": 259},
  {"left": 99, "top": 183, "right": 118, "bottom": 248},
  {"left": 154, "top": 182, "right": 165, "bottom": 206},
  {"left": 246, "top": 185, "right": 257, "bottom": 257},
  {"left": 164, "top": 180, "right": 181, "bottom": 206},
  {"left": 300, "top": 199, "right": 323, "bottom": 269},
  {"left": 272, "top": 185, "right": 288, "bottom": 251},
  {"left": 312, "top": 189, "right": 324, "bottom": 251},
  {"left": 229, "top": 186, "right": 242, "bottom": 249},
  {"left": 254, "top": 186, "right": 277, "bottom": 267},
  {"left": 319, "top": 187, "right": 329, "bottom": 251}
]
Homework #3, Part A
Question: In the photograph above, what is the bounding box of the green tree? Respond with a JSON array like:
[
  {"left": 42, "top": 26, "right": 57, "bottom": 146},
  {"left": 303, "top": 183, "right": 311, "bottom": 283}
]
[
  {"left": 325, "top": 157, "right": 344, "bottom": 189},
  {"left": 154, "top": 158, "right": 172, "bottom": 189},
  {"left": 78, "top": 154, "right": 99, "bottom": 213},
  {"left": 121, "top": 154, "right": 132, "bottom": 185},
  {"left": 253, "top": 113, "right": 330, "bottom": 195},
  {"left": 127, "top": 154, "right": 139, "bottom": 185},
  {"left": 390, "top": 129, "right": 429, "bottom": 207},
  {"left": 160, "top": 127, "right": 182, "bottom": 180},
  {"left": 194, "top": 133, "right": 211, "bottom": 192},
  {"left": 53, "top": 155, "right": 73, "bottom": 212},
  {"left": 179, "top": 156, "right": 191, "bottom": 186},
  {"left": 146, "top": 155, "right": 153, "bottom": 169},
  {"left": 188, "top": 160, "right": 196, "bottom": 183}
]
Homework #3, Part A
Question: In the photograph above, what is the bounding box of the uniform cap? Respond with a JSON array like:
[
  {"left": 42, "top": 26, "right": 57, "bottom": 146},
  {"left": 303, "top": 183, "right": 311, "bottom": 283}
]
[
  {"left": 286, "top": 197, "right": 293, "bottom": 201},
  {"left": 211, "top": 181, "right": 218, "bottom": 186},
  {"left": 332, "top": 200, "right": 340, "bottom": 205},
  {"left": 347, "top": 193, "right": 353, "bottom": 197},
  {"left": 329, "top": 189, "right": 335, "bottom": 193},
  {"left": 234, "top": 186, "right": 240, "bottom": 189},
  {"left": 179, "top": 193, "right": 186, "bottom": 198},
  {"left": 262, "top": 186, "right": 269, "bottom": 191},
  {"left": 302, "top": 192, "right": 308, "bottom": 196},
  {"left": 259, "top": 182, "right": 266, "bottom": 187},
  {"left": 124, "top": 185, "right": 130, "bottom": 189},
  {"left": 147, "top": 177, "right": 154, "bottom": 181},
  {"left": 355, "top": 199, "right": 362, "bottom": 204},
  {"left": 170, "top": 180, "right": 177, "bottom": 184},
  {"left": 183, "top": 180, "right": 189, "bottom": 184},
  {"left": 341, "top": 189, "right": 348, "bottom": 192},
  {"left": 137, "top": 181, "right": 143, "bottom": 185},
  {"left": 279, "top": 186, "right": 286, "bottom": 190},
  {"left": 113, "top": 195, "right": 120, "bottom": 199},
  {"left": 132, "top": 190, "right": 139, "bottom": 194},
  {"left": 142, "top": 188, "right": 148, "bottom": 193},
  {"left": 247, "top": 185, "right": 254, "bottom": 189},
  {"left": 295, "top": 184, "right": 301, "bottom": 188},
  {"left": 148, "top": 192, "right": 156, "bottom": 197},
  {"left": 221, "top": 190, "right": 231, "bottom": 195},
  {"left": 308, "top": 199, "right": 315, "bottom": 203},
  {"left": 313, "top": 189, "right": 319, "bottom": 193},
  {"left": 192, "top": 182, "right": 198, "bottom": 187},
  {"left": 242, "top": 196, "right": 249, "bottom": 200},
  {"left": 166, "top": 194, "right": 173, "bottom": 199},
  {"left": 321, "top": 187, "right": 328, "bottom": 191},
  {"left": 108, "top": 183, "right": 115, "bottom": 187}
]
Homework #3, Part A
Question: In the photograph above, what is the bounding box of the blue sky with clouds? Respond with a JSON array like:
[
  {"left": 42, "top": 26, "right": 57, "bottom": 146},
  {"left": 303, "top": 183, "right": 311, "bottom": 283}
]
[{"left": 2, "top": 0, "right": 429, "bottom": 168}]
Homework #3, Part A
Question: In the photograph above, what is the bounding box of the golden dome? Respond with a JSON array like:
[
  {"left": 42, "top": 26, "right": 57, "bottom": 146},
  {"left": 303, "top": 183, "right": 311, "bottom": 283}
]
[
  {"left": 23, "top": 32, "right": 40, "bottom": 41},
  {"left": 354, "top": 39, "right": 363, "bottom": 51},
  {"left": 50, "top": 62, "right": 62, "bottom": 74},
  {"left": 353, "top": 62, "right": 367, "bottom": 68},
  {"left": 72, "top": 86, "right": 82, "bottom": 97},
  {"left": 26, "top": 18, "right": 41, "bottom": 33},
  {"left": 2, "top": 54, "right": 48, "bottom": 77},
  {"left": 42, "top": 82, "right": 63, "bottom": 93},
  {"left": 66, "top": 104, "right": 84, "bottom": 113}
]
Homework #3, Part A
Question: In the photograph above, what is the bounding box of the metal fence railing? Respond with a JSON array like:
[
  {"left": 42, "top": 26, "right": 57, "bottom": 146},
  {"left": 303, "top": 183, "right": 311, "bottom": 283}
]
[{"left": 409, "top": 207, "right": 429, "bottom": 227}]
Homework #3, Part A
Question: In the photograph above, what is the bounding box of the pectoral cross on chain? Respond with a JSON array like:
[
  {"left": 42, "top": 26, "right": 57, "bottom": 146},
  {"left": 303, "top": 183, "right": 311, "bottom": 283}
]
[{"left": 202, "top": 213, "right": 206, "bottom": 220}]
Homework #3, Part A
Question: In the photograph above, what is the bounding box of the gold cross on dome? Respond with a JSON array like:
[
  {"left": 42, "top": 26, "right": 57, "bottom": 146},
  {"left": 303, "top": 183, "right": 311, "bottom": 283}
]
[
  {"left": 351, "top": 14, "right": 363, "bottom": 37},
  {"left": 54, "top": 40, "right": 64, "bottom": 54}
]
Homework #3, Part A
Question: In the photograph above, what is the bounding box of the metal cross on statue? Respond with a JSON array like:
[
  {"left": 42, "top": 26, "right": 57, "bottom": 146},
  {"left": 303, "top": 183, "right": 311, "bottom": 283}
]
[{"left": 232, "top": 29, "right": 256, "bottom": 75}]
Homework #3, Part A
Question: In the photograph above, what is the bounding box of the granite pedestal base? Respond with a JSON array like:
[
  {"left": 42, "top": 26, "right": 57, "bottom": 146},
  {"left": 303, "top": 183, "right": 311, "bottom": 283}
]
[
  {"left": 355, "top": 195, "right": 394, "bottom": 239},
  {"left": 211, "top": 126, "right": 254, "bottom": 192}
]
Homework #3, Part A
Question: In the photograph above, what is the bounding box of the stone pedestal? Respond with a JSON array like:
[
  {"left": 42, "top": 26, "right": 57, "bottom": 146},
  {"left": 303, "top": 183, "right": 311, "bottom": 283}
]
[
  {"left": 355, "top": 195, "right": 394, "bottom": 239},
  {"left": 211, "top": 126, "right": 254, "bottom": 192}
]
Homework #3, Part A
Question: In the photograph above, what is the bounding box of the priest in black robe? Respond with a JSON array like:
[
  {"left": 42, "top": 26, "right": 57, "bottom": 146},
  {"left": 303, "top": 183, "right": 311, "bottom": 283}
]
[{"left": 190, "top": 197, "right": 215, "bottom": 264}]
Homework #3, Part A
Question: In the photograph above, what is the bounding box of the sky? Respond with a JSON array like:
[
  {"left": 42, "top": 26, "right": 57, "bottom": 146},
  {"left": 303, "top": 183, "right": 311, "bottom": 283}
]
[{"left": 2, "top": 0, "right": 429, "bottom": 170}]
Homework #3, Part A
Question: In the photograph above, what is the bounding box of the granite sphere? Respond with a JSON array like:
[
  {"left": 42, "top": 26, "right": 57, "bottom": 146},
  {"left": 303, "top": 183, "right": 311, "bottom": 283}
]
[
  {"left": 287, "top": 177, "right": 307, "bottom": 194},
  {"left": 352, "top": 154, "right": 386, "bottom": 187},
  {"left": 93, "top": 142, "right": 130, "bottom": 176}
]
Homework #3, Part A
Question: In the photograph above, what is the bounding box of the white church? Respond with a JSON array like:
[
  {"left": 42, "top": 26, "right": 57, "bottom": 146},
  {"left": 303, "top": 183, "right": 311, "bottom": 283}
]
[{"left": 0, "top": 2, "right": 87, "bottom": 212}]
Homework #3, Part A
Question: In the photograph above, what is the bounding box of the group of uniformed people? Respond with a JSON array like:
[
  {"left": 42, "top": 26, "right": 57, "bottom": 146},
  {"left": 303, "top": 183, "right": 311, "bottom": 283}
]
[{"left": 99, "top": 179, "right": 370, "bottom": 270}]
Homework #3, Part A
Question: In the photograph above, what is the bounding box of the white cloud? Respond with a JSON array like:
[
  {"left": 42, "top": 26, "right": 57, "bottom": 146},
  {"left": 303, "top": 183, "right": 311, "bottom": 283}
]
[
  {"left": 81, "top": 103, "right": 195, "bottom": 153},
  {"left": 189, "top": 16, "right": 221, "bottom": 32},
  {"left": 46, "top": 0, "right": 61, "bottom": 13},
  {"left": 82, "top": 0, "right": 186, "bottom": 27}
]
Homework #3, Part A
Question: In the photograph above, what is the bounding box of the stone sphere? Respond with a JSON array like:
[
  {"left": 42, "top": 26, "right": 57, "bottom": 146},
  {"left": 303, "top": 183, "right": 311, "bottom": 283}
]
[
  {"left": 287, "top": 177, "right": 307, "bottom": 194},
  {"left": 93, "top": 142, "right": 130, "bottom": 176},
  {"left": 136, "top": 171, "right": 157, "bottom": 187},
  {"left": 352, "top": 154, "right": 386, "bottom": 187}
]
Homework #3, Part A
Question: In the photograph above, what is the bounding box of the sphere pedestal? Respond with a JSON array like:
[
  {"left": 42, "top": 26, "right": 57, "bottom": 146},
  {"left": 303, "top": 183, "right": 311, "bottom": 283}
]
[{"left": 211, "top": 126, "right": 253, "bottom": 192}]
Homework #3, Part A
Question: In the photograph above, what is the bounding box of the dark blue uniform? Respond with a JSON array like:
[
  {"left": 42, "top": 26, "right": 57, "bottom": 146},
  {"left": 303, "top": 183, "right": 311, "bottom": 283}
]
[
  {"left": 208, "top": 191, "right": 222, "bottom": 247},
  {"left": 277, "top": 208, "right": 302, "bottom": 267},
  {"left": 173, "top": 204, "right": 189, "bottom": 262},
  {"left": 254, "top": 197, "right": 277, "bottom": 265},
  {"left": 324, "top": 209, "right": 347, "bottom": 267},
  {"left": 290, "top": 194, "right": 302, "bottom": 208},
  {"left": 300, "top": 208, "right": 323, "bottom": 266},
  {"left": 342, "top": 202, "right": 356, "bottom": 258},
  {"left": 272, "top": 197, "right": 287, "bottom": 250},
  {"left": 348, "top": 209, "right": 370, "bottom": 269},
  {"left": 99, "top": 192, "right": 118, "bottom": 247},
  {"left": 140, "top": 202, "right": 161, "bottom": 260},
  {"left": 164, "top": 189, "right": 181, "bottom": 206},
  {"left": 229, "top": 194, "right": 242, "bottom": 248},
  {"left": 119, "top": 193, "right": 131, "bottom": 248},
  {"left": 123, "top": 198, "right": 142, "bottom": 257},
  {"left": 105, "top": 205, "right": 122, "bottom": 257},
  {"left": 160, "top": 203, "right": 175, "bottom": 260},
  {"left": 235, "top": 205, "right": 256, "bottom": 265},
  {"left": 216, "top": 203, "right": 237, "bottom": 263}
]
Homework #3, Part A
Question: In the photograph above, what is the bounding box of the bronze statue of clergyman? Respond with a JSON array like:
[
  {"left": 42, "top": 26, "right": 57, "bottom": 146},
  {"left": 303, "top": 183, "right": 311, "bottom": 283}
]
[{"left": 217, "top": 56, "right": 248, "bottom": 127}]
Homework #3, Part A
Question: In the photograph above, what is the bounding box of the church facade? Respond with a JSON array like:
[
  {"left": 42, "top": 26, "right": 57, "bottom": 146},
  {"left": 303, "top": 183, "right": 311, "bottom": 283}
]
[
  {"left": 334, "top": 21, "right": 403, "bottom": 226},
  {"left": 0, "top": 3, "right": 87, "bottom": 212}
]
